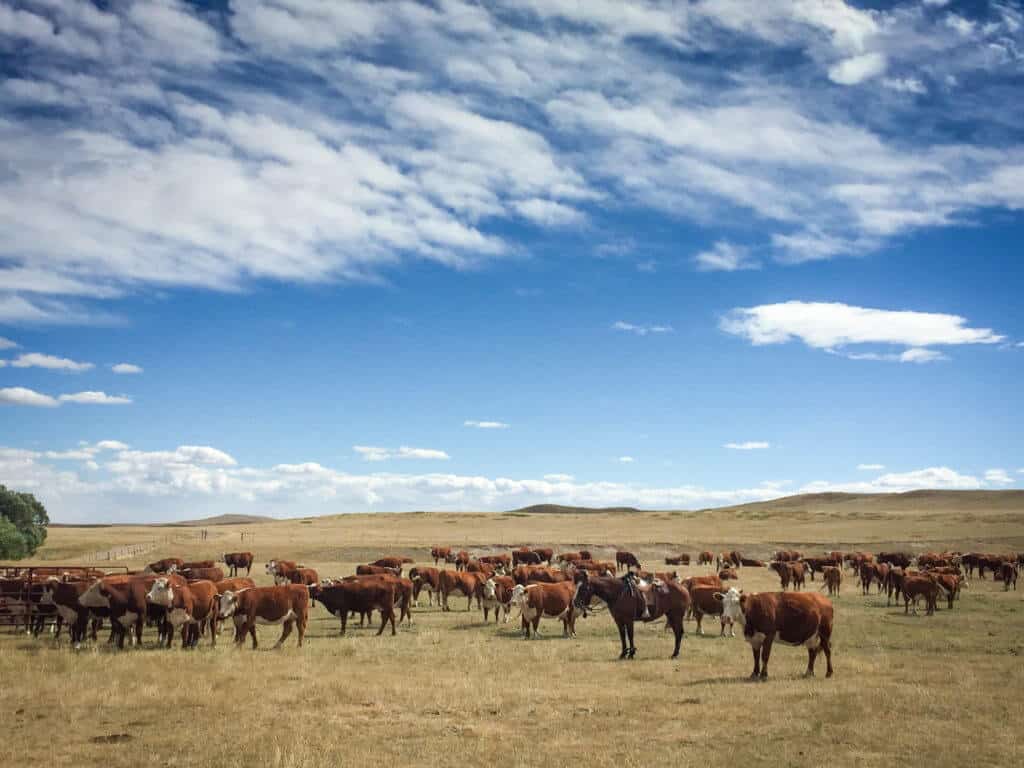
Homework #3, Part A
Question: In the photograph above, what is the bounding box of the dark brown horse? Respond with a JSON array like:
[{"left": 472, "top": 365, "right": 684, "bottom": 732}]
[{"left": 572, "top": 570, "right": 689, "bottom": 659}]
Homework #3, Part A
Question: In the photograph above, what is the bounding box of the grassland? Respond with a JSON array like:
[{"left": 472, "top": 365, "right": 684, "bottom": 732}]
[{"left": 2, "top": 494, "right": 1023, "bottom": 768}]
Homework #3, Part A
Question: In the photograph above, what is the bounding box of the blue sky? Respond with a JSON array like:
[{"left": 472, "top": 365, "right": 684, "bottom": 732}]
[{"left": 0, "top": 0, "right": 1021, "bottom": 522}]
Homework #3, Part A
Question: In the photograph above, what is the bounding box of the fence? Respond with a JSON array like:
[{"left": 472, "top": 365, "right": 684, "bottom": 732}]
[
  {"left": 82, "top": 529, "right": 212, "bottom": 562},
  {"left": 0, "top": 565, "right": 130, "bottom": 633}
]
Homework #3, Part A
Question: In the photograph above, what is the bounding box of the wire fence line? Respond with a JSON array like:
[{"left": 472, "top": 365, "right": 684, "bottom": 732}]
[{"left": 83, "top": 530, "right": 212, "bottom": 562}]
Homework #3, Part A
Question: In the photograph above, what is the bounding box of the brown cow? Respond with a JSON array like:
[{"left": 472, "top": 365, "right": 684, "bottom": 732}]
[
  {"left": 532, "top": 548, "right": 554, "bottom": 565},
  {"left": 431, "top": 547, "right": 451, "bottom": 565},
  {"left": 773, "top": 550, "right": 802, "bottom": 563},
  {"left": 408, "top": 566, "right": 441, "bottom": 606},
  {"left": 820, "top": 566, "right": 842, "bottom": 596},
  {"left": 453, "top": 551, "right": 471, "bottom": 571},
  {"left": 739, "top": 557, "right": 765, "bottom": 568},
  {"left": 478, "top": 575, "right": 515, "bottom": 623},
  {"left": 719, "top": 568, "right": 739, "bottom": 581},
  {"left": 558, "top": 552, "right": 584, "bottom": 565},
  {"left": 40, "top": 578, "right": 102, "bottom": 645},
  {"left": 571, "top": 560, "right": 616, "bottom": 575},
  {"left": 579, "top": 550, "right": 593, "bottom": 561},
  {"left": 145, "top": 558, "right": 184, "bottom": 574},
  {"left": 216, "top": 585, "right": 309, "bottom": 647},
  {"left": 510, "top": 581, "right": 577, "bottom": 638},
  {"left": 665, "top": 554, "right": 691, "bottom": 566},
  {"left": 860, "top": 562, "right": 888, "bottom": 595},
  {"left": 339, "top": 574, "right": 413, "bottom": 626},
  {"left": 512, "top": 548, "right": 542, "bottom": 566},
  {"left": 79, "top": 574, "right": 160, "bottom": 649},
  {"left": 357, "top": 564, "right": 400, "bottom": 577},
  {"left": 698, "top": 551, "right": 714, "bottom": 566},
  {"left": 1000, "top": 562, "right": 1018, "bottom": 591},
  {"left": 372, "top": 557, "right": 411, "bottom": 571},
  {"left": 180, "top": 560, "right": 215, "bottom": 570},
  {"left": 479, "top": 554, "right": 511, "bottom": 569},
  {"left": 929, "top": 572, "right": 963, "bottom": 608},
  {"left": 439, "top": 570, "right": 482, "bottom": 611},
  {"left": 181, "top": 566, "right": 225, "bottom": 583},
  {"left": 902, "top": 574, "right": 939, "bottom": 615},
  {"left": 222, "top": 552, "right": 254, "bottom": 577},
  {"left": 885, "top": 567, "right": 905, "bottom": 606},
  {"left": 214, "top": 577, "right": 255, "bottom": 594},
  {"left": 718, "top": 587, "right": 834, "bottom": 679},
  {"left": 466, "top": 560, "right": 496, "bottom": 577},
  {"left": 147, "top": 577, "right": 218, "bottom": 648},
  {"left": 690, "top": 585, "right": 734, "bottom": 637},
  {"left": 769, "top": 561, "right": 792, "bottom": 590},
  {"left": 616, "top": 550, "right": 640, "bottom": 572},
  {"left": 310, "top": 579, "right": 397, "bottom": 636}
]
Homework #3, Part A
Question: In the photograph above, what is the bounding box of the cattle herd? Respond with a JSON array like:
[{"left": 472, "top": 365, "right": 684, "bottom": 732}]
[{"left": 1, "top": 545, "right": 1021, "bottom": 680}]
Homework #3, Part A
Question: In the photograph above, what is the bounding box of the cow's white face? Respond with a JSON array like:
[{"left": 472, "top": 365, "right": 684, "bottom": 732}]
[
  {"left": 79, "top": 579, "right": 109, "bottom": 609},
  {"left": 717, "top": 587, "right": 744, "bottom": 625},
  {"left": 510, "top": 584, "right": 528, "bottom": 606},
  {"left": 265, "top": 561, "right": 277, "bottom": 575},
  {"left": 483, "top": 578, "right": 497, "bottom": 600},
  {"left": 147, "top": 578, "right": 173, "bottom": 607},
  {"left": 218, "top": 591, "right": 239, "bottom": 619}
]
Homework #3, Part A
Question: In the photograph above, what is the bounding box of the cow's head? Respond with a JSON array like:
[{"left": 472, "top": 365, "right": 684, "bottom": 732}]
[
  {"left": 482, "top": 578, "right": 498, "bottom": 600},
  {"left": 217, "top": 590, "right": 240, "bottom": 619},
  {"left": 714, "top": 587, "right": 745, "bottom": 625},
  {"left": 510, "top": 584, "right": 529, "bottom": 607},
  {"left": 265, "top": 560, "right": 278, "bottom": 576},
  {"left": 167, "top": 563, "right": 180, "bottom": 574},
  {"left": 147, "top": 577, "right": 174, "bottom": 607},
  {"left": 79, "top": 578, "right": 111, "bottom": 609}
]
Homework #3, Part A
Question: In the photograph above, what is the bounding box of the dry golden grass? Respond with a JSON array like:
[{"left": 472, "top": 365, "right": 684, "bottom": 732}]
[{"left": 3, "top": 502, "right": 1023, "bottom": 767}]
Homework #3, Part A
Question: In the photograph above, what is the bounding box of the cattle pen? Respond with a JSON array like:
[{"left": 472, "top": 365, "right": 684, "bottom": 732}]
[{"left": 0, "top": 565, "right": 129, "bottom": 634}]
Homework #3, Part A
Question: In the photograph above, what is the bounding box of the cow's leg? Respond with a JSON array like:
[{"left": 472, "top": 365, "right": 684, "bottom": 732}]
[
  {"left": 670, "top": 615, "right": 683, "bottom": 659},
  {"left": 821, "top": 634, "right": 834, "bottom": 677},
  {"left": 467, "top": 592, "right": 473, "bottom": 612},
  {"left": 695, "top": 611, "right": 704, "bottom": 636},
  {"left": 340, "top": 611, "right": 347, "bottom": 636},
  {"left": 249, "top": 622, "right": 258, "bottom": 649},
  {"left": 275, "top": 620, "right": 293, "bottom": 649},
  {"left": 521, "top": 615, "right": 530, "bottom": 639},
  {"left": 531, "top": 615, "right": 541, "bottom": 638},
  {"left": 759, "top": 637, "right": 773, "bottom": 680},
  {"left": 750, "top": 643, "right": 761, "bottom": 679}
]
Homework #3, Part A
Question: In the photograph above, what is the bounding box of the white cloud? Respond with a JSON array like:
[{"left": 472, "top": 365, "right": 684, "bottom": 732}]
[
  {"left": 464, "top": 420, "right": 510, "bottom": 429},
  {"left": 828, "top": 52, "right": 888, "bottom": 85},
  {"left": 57, "top": 391, "right": 132, "bottom": 405},
  {"left": 724, "top": 441, "right": 770, "bottom": 451},
  {"left": 882, "top": 77, "right": 927, "bottom": 94},
  {"left": 617, "top": 456, "right": 636, "bottom": 463},
  {"left": 543, "top": 473, "right": 575, "bottom": 482},
  {"left": 11, "top": 352, "right": 94, "bottom": 372},
  {"left": 111, "top": 363, "right": 143, "bottom": 374},
  {"left": 0, "top": 337, "right": 17, "bottom": 350},
  {"left": 801, "top": 466, "right": 983, "bottom": 493},
  {"left": 612, "top": 321, "right": 673, "bottom": 336},
  {"left": 857, "top": 463, "right": 885, "bottom": 471},
  {"left": 95, "top": 440, "right": 131, "bottom": 452},
  {"left": 513, "top": 198, "right": 585, "bottom": 227},
  {"left": 722, "top": 301, "right": 1004, "bottom": 362},
  {"left": 984, "top": 468, "right": 1013, "bottom": 485},
  {"left": 693, "top": 241, "right": 758, "bottom": 272},
  {"left": 353, "top": 445, "right": 450, "bottom": 461},
  {"left": 0, "top": 387, "right": 59, "bottom": 407}
]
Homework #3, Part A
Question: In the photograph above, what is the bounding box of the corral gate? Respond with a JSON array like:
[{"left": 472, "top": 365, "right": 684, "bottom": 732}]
[{"left": 0, "top": 565, "right": 130, "bottom": 634}]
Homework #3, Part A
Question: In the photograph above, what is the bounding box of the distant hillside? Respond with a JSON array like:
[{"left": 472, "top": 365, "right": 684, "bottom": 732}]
[
  {"left": 166, "top": 513, "right": 277, "bottom": 527},
  {"left": 698, "top": 490, "right": 1024, "bottom": 515},
  {"left": 505, "top": 504, "right": 646, "bottom": 515}
]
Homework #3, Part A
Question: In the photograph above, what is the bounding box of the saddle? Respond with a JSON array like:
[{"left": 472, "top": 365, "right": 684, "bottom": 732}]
[{"left": 624, "top": 574, "right": 667, "bottom": 619}]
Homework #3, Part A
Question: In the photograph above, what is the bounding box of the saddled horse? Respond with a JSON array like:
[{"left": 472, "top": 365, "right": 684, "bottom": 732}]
[{"left": 572, "top": 570, "right": 690, "bottom": 659}]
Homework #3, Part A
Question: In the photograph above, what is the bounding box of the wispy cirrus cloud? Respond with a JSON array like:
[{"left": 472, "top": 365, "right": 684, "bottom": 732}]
[
  {"left": 353, "top": 445, "right": 450, "bottom": 462},
  {"left": 725, "top": 441, "right": 770, "bottom": 451},
  {"left": 612, "top": 321, "right": 673, "bottom": 336},
  {"left": 694, "top": 241, "right": 758, "bottom": 272},
  {"left": 857, "top": 463, "right": 885, "bottom": 471},
  {"left": 464, "top": 420, "right": 509, "bottom": 429}
]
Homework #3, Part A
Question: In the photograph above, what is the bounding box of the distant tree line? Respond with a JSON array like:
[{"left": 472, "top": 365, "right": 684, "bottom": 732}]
[{"left": 0, "top": 485, "right": 49, "bottom": 559}]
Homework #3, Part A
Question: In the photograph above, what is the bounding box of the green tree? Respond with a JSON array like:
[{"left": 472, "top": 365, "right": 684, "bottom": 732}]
[{"left": 0, "top": 485, "right": 49, "bottom": 559}]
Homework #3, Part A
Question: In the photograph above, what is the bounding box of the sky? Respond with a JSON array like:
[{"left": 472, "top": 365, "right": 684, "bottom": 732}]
[{"left": 0, "top": 0, "right": 1022, "bottom": 523}]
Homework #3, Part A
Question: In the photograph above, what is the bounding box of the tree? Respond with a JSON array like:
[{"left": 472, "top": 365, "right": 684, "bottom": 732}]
[{"left": 0, "top": 485, "right": 49, "bottom": 559}]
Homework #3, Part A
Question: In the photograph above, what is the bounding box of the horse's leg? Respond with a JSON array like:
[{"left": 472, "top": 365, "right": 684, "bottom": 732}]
[
  {"left": 617, "top": 621, "right": 628, "bottom": 659},
  {"left": 626, "top": 621, "right": 636, "bottom": 658}
]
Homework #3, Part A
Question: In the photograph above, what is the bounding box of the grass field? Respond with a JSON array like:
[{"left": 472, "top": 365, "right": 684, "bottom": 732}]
[{"left": 3, "top": 496, "right": 1023, "bottom": 767}]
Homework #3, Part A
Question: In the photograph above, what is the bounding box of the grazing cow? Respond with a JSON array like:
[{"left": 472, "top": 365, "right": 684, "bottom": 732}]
[
  {"left": 511, "top": 581, "right": 578, "bottom": 638},
  {"left": 532, "top": 548, "right": 554, "bottom": 565},
  {"left": 145, "top": 558, "right": 184, "bottom": 574},
  {"left": 846, "top": 552, "right": 874, "bottom": 573},
  {"left": 718, "top": 588, "right": 835, "bottom": 679},
  {"left": 698, "top": 551, "right": 714, "bottom": 566},
  {"left": 372, "top": 557, "right": 412, "bottom": 571},
  {"left": 408, "top": 566, "right": 441, "bottom": 606},
  {"left": 431, "top": 547, "right": 451, "bottom": 565},
  {"left": 572, "top": 570, "right": 689, "bottom": 658},
  {"left": 79, "top": 574, "right": 162, "bottom": 648},
  {"left": 357, "top": 564, "right": 400, "bottom": 577},
  {"left": 309, "top": 579, "right": 398, "bottom": 636},
  {"left": 146, "top": 577, "right": 218, "bottom": 648},
  {"left": 439, "top": 570, "right": 482, "bottom": 611},
  {"left": 222, "top": 552, "right": 254, "bottom": 577},
  {"left": 719, "top": 568, "right": 739, "bottom": 581},
  {"left": 690, "top": 585, "right": 734, "bottom": 637},
  {"left": 478, "top": 576, "right": 515, "bottom": 623},
  {"left": 821, "top": 566, "right": 842, "bottom": 596},
  {"left": 665, "top": 554, "right": 691, "bottom": 566},
  {"left": 616, "top": 550, "right": 641, "bottom": 572},
  {"left": 877, "top": 552, "right": 912, "bottom": 569},
  {"left": 901, "top": 574, "right": 940, "bottom": 615},
  {"left": 217, "top": 585, "right": 308, "bottom": 648},
  {"left": 181, "top": 566, "right": 225, "bottom": 583},
  {"left": 1000, "top": 562, "right": 1018, "bottom": 591}
]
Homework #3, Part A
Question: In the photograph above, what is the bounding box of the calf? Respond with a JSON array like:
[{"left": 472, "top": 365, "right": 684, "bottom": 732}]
[
  {"left": 902, "top": 574, "right": 939, "bottom": 616},
  {"left": 146, "top": 577, "right": 218, "bottom": 648},
  {"left": 821, "top": 566, "right": 842, "bottom": 596},
  {"left": 690, "top": 585, "right": 734, "bottom": 637},
  {"left": 479, "top": 576, "right": 515, "bottom": 623},
  {"left": 216, "top": 585, "right": 308, "bottom": 648},
  {"left": 431, "top": 546, "right": 451, "bottom": 565},
  {"left": 223, "top": 552, "right": 254, "bottom": 577},
  {"left": 510, "top": 581, "right": 577, "bottom": 638},
  {"left": 439, "top": 570, "right": 482, "bottom": 611},
  {"left": 697, "top": 551, "right": 714, "bottom": 566},
  {"left": 718, "top": 587, "right": 834, "bottom": 679},
  {"left": 1000, "top": 562, "right": 1018, "bottom": 591}
]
